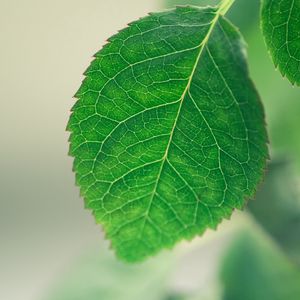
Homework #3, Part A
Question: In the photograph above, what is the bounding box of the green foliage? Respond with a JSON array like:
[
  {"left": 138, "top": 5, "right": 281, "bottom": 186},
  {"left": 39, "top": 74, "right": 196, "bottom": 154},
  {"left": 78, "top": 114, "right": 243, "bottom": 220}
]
[
  {"left": 249, "top": 160, "right": 300, "bottom": 265},
  {"left": 220, "top": 230, "right": 300, "bottom": 300},
  {"left": 44, "top": 243, "right": 173, "bottom": 300},
  {"left": 261, "top": 0, "right": 300, "bottom": 86},
  {"left": 68, "top": 4, "right": 268, "bottom": 262}
]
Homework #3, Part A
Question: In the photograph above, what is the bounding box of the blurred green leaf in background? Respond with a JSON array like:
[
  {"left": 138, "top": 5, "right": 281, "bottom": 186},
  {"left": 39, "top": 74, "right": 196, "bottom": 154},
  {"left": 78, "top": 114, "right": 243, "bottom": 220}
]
[
  {"left": 220, "top": 229, "right": 300, "bottom": 300},
  {"left": 249, "top": 160, "right": 300, "bottom": 265},
  {"left": 44, "top": 242, "right": 174, "bottom": 300}
]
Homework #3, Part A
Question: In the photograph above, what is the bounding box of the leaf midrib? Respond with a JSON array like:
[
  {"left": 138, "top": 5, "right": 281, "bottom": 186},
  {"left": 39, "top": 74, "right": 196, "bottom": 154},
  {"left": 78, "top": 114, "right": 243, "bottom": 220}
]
[{"left": 141, "top": 8, "right": 225, "bottom": 227}]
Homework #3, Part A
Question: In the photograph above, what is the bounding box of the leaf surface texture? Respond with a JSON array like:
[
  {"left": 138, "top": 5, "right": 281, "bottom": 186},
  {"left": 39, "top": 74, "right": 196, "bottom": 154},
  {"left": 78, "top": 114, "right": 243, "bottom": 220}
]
[{"left": 68, "top": 6, "right": 268, "bottom": 262}]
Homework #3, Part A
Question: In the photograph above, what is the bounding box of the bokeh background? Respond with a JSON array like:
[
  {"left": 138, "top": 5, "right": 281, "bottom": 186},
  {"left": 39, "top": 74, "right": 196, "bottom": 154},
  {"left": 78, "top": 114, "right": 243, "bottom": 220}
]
[{"left": 1, "top": 0, "right": 300, "bottom": 299}]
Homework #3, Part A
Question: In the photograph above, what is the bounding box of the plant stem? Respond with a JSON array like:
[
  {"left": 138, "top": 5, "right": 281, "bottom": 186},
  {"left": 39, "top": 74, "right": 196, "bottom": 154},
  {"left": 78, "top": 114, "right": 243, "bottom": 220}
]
[{"left": 219, "top": 0, "right": 235, "bottom": 15}]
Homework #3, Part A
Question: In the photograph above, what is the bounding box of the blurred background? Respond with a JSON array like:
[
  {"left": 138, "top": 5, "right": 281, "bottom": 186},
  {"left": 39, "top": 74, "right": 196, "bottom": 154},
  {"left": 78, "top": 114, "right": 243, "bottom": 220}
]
[{"left": 1, "top": 0, "right": 299, "bottom": 299}]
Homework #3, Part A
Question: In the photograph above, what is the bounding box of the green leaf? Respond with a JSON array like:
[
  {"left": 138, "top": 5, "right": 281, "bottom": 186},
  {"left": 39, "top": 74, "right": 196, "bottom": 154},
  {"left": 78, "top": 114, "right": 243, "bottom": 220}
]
[
  {"left": 44, "top": 243, "right": 173, "bottom": 300},
  {"left": 220, "top": 230, "right": 300, "bottom": 300},
  {"left": 249, "top": 159, "right": 300, "bottom": 265},
  {"left": 68, "top": 5, "right": 268, "bottom": 262},
  {"left": 261, "top": 0, "right": 300, "bottom": 86}
]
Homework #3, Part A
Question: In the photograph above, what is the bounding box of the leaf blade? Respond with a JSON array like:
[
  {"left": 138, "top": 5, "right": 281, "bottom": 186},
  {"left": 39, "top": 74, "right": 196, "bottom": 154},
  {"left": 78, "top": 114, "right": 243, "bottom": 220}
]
[
  {"left": 68, "top": 6, "right": 268, "bottom": 262},
  {"left": 261, "top": 0, "right": 300, "bottom": 86},
  {"left": 221, "top": 230, "right": 300, "bottom": 300}
]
